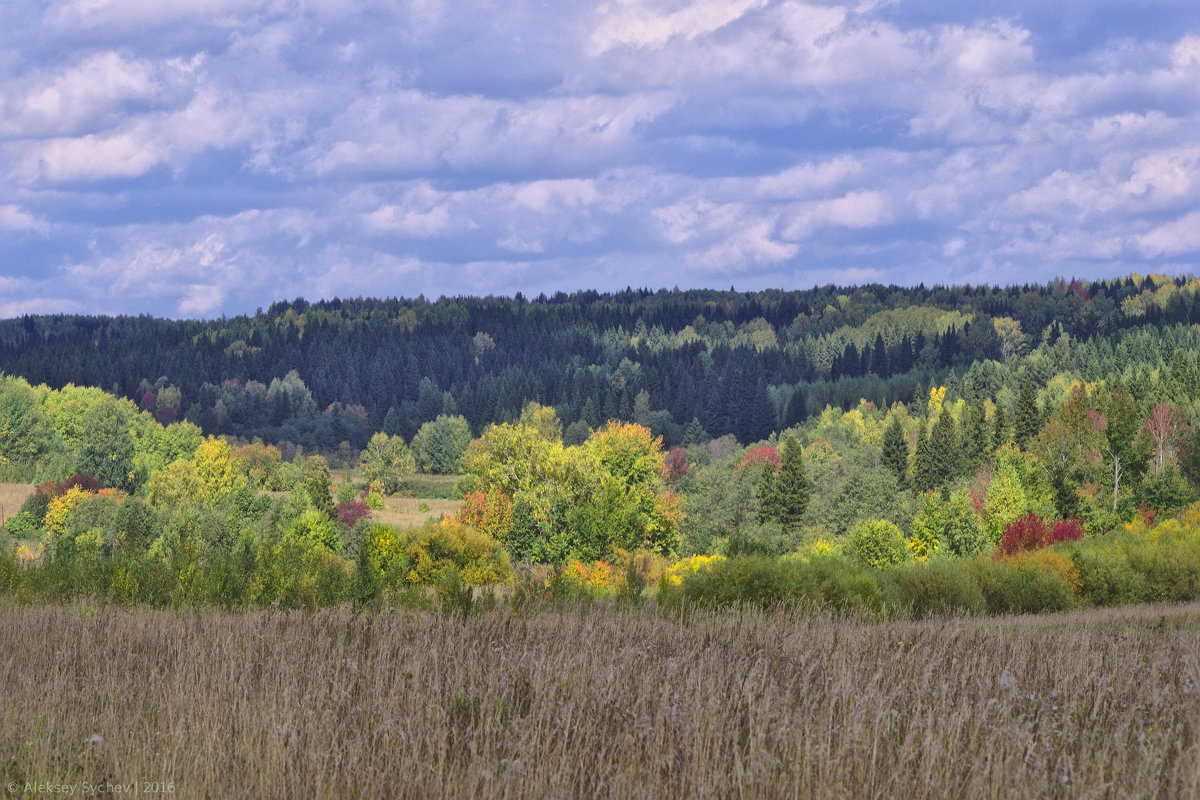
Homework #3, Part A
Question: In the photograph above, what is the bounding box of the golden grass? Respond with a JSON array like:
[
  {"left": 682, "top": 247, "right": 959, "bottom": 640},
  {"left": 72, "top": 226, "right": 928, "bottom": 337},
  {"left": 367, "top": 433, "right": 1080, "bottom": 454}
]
[
  {"left": 0, "top": 482, "right": 33, "bottom": 526},
  {"left": 2, "top": 601, "right": 1199, "bottom": 798},
  {"left": 372, "top": 496, "right": 464, "bottom": 529}
]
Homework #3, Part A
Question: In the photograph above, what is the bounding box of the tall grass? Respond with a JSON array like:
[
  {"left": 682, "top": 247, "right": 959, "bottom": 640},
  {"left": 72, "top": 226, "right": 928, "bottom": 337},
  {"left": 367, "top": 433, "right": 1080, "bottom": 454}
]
[{"left": 2, "top": 601, "right": 1198, "bottom": 798}]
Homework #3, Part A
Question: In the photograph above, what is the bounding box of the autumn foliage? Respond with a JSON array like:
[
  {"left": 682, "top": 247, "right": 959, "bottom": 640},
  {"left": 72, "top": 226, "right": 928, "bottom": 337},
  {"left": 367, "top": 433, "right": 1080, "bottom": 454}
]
[{"left": 998, "top": 513, "right": 1086, "bottom": 556}]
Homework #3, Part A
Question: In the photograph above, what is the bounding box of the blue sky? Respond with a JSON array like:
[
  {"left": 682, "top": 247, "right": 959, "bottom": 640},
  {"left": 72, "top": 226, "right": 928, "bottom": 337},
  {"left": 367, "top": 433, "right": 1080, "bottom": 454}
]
[{"left": 0, "top": 0, "right": 1198, "bottom": 318}]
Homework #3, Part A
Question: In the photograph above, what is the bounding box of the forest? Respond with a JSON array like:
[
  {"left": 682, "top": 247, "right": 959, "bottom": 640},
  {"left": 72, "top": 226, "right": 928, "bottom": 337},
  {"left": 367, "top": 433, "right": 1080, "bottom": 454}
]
[{"left": 2, "top": 275, "right": 1200, "bottom": 452}]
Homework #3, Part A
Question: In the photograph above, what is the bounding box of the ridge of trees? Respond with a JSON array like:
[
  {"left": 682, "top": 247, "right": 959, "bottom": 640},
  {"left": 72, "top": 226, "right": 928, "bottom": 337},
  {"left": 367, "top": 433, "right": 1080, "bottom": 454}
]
[{"left": 2, "top": 276, "right": 1199, "bottom": 451}]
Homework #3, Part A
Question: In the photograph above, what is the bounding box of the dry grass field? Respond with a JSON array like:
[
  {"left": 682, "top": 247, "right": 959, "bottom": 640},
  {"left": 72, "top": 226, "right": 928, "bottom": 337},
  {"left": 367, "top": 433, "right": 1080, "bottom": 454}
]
[
  {"left": 372, "top": 496, "right": 463, "bottom": 528},
  {"left": 0, "top": 483, "right": 33, "bottom": 527},
  {"left": 2, "top": 601, "right": 1199, "bottom": 799}
]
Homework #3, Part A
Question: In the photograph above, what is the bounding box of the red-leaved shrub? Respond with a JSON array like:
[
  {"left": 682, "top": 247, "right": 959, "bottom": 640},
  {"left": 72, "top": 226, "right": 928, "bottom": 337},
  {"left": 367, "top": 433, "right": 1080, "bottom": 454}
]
[
  {"left": 999, "top": 513, "right": 1085, "bottom": 555},
  {"left": 1044, "top": 518, "right": 1086, "bottom": 547},
  {"left": 37, "top": 473, "right": 101, "bottom": 499},
  {"left": 335, "top": 499, "right": 371, "bottom": 529},
  {"left": 999, "top": 512, "right": 1048, "bottom": 555}
]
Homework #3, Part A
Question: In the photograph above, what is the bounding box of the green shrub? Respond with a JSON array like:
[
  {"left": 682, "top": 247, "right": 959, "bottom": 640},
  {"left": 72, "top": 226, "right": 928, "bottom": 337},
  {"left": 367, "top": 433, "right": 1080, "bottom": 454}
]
[
  {"left": 1121, "top": 532, "right": 1200, "bottom": 603},
  {"left": 881, "top": 560, "right": 986, "bottom": 618},
  {"left": 1068, "top": 541, "right": 1148, "bottom": 606},
  {"left": 663, "top": 554, "right": 883, "bottom": 616},
  {"left": 18, "top": 491, "right": 51, "bottom": 527},
  {"left": 845, "top": 519, "right": 912, "bottom": 569},
  {"left": 3, "top": 511, "right": 39, "bottom": 540},
  {"left": 968, "top": 557, "right": 1076, "bottom": 615}
]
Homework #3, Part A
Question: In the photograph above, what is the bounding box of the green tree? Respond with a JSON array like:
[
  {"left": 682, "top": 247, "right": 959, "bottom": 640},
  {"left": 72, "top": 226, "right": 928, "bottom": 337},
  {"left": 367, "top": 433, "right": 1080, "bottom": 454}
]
[
  {"left": 1014, "top": 379, "right": 1040, "bottom": 447},
  {"left": 881, "top": 415, "right": 909, "bottom": 487},
  {"left": 911, "top": 420, "right": 935, "bottom": 494},
  {"left": 755, "top": 462, "right": 780, "bottom": 525},
  {"left": 77, "top": 397, "right": 137, "bottom": 491},
  {"left": 410, "top": 414, "right": 473, "bottom": 474},
  {"left": 992, "top": 403, "right": 1008, "bottom": 450},
  {"left": 1096, "top": 385, "right": 1152, "bottom": 511},
  {"left": 518, "top": 402, "right": 563, "bottom": 442},
  {"left": 928, "top": 409, "right": 960, "bottom": 485},
  {"left": 963, "top": 401, "right": 989, "bottom": 468},
  {"left": 984, "top": 453, "right": 1027, "bottom": 543},
  {"left": 774, "top": 438, "right": 810, "bottom": 532},
  {"left": 358, "top": 432, "right": 414, "bottom": 495}
]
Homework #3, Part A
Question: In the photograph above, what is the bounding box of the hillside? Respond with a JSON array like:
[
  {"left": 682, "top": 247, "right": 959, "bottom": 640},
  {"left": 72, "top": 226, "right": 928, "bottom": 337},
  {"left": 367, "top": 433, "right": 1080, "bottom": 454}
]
[{"left": 2, "top": 276, "right": 1199, "bottom": 452}]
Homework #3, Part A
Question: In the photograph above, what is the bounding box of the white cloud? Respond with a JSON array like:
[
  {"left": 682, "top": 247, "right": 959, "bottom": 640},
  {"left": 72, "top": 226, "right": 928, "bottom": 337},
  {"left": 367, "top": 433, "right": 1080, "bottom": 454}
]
[
  {"left": 589, "top": 0, "right": 769, "bottom": 54},
  {"left": 0, "top": 204, "right": 47, "bottom": 233},
  {"left": 1136, "top": 212, "right": 1200, "bottom": 258},
  {"left": 0, "top": 1, "right": 1197, "bottom": 316}
]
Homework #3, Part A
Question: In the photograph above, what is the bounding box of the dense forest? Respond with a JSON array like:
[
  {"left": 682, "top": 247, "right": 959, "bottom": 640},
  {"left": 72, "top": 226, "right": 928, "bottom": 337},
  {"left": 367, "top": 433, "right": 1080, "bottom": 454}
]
[{"left": 4, "top": 275, "right": 1200, "bottom": 452}]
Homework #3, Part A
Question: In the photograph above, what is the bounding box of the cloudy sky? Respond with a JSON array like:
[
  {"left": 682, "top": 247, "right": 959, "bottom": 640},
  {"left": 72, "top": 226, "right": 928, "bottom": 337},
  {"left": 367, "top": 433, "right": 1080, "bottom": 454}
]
[{"left": 0, "top": 0, "right": 1198, "bottom": 318}]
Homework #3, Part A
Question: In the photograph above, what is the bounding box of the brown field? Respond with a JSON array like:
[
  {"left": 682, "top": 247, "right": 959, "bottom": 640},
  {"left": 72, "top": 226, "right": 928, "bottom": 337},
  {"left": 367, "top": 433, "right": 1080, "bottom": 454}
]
[
  {"left": 371, "top": 495, "right": 463, "bottom": 528},
  {"left": 0, "top": 482, "right": 33, "bottom": 526},
  {"left": 2, "top": 602, "right": 1199, "bottom": 799}
]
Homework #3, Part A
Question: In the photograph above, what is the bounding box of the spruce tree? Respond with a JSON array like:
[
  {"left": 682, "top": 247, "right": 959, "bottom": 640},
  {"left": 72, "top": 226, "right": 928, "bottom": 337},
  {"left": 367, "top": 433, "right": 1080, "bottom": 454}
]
[
  {"left": 992, "top": 403, "right": 1008, "bottom": 450},
  {"left": 928, "top": 409, "right": 960, "bottom": 485},
  {"left": 1014, "top": 379, "right": 1040, "bottom": 447},
  {"left": 964, "top": 400, "right": 989, "bottom": 467},
  {"left": 775, "top": 438, "right": 810, "bottom": 532},
  {"left": 881, "top": 415, "right": 909, "bottom": 487},
  {"left": 755, "top": 462, "right": 780, "bottom": 525},
  {"left": 911, "top": 420, "right": 936, "bottom": 494}
]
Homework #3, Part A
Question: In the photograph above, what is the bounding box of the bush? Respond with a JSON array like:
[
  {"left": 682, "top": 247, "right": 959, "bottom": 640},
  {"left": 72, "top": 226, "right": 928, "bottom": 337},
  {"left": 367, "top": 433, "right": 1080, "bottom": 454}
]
[
  {"left": 969, "top": 557, "right": 1076, "bottom": 615},
  {"left": 402, "top": 518, "right": 510, "bottom": 585},
  {"left": 335, "top": 500, "right": 371, "bottom": 529},
  {"left": 3, "top": 511, "right": 39, "bottom": 539},
  {"left": 18, "top": 492, "right": 51, "bottom": 527},
  {"left": 845, "top": 519, "right": 911, "bottom": 569},
  {"left": 1121, "top": 530, "right": 1200, "bottom": 603},
  {"left": 881, "top": 560, "right": 986, "bottom": 618},
  {"left": 999, "top": 513, "right": 1085, "bottom": 555},
  {"left": 661, "top": 554, "right": 883, "bottom": 616},
  {"left": 998, "top": 512, "right": 1048, "bottom": 555},
  {"left": 1068, "top": 541, "right": 1148, "bottom": 606}
]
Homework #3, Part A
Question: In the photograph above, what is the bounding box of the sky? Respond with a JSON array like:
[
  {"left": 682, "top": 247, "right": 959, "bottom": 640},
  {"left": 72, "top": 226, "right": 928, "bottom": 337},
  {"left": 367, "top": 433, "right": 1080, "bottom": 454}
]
[{"left": 0, "top": 0, "right": 1198, "bottom": 319}]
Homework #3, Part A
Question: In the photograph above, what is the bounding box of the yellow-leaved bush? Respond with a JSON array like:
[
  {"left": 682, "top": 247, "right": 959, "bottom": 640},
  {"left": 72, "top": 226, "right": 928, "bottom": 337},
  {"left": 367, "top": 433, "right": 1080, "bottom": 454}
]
[
  {"left": 663, "top": 553, "right": 725, "bottom": 586},
  {"left": 403, "top": 517, "right": 510, "bottom": 586}
]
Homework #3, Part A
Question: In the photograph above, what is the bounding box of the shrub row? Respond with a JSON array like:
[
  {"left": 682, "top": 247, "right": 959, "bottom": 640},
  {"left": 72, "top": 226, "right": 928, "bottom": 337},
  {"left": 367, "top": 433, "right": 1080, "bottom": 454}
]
[{"left": 659, "top": 524, "right": 1200, "bottom": 619}]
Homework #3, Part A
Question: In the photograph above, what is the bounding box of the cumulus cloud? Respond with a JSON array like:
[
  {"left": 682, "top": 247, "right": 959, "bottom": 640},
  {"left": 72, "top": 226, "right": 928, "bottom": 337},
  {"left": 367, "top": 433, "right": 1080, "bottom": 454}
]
[{"left": 0, "top": 0, "right": 1195, "bottom": 317}]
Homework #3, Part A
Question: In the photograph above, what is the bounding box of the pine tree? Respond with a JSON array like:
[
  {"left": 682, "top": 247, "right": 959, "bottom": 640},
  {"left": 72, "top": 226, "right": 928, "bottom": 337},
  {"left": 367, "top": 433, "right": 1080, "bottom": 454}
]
[
  {"left": 881, "top": 414, "right": 909, "bottom": 487},
  {"left": 1014, "top": 379, "right": 1040, "bottom": 447}
]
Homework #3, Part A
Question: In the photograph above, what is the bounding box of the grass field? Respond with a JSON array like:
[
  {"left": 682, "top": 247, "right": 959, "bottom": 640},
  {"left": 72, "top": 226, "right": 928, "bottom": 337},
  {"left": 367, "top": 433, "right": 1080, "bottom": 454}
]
[
  {"left": 2, "top": 601, "right": 1198, "bottom": 798},
  {"left": 373, "top": 495, "right": 464, "bottom": 528},
  {"left": 0, "top": 482, "right": 33, "bottom": 527}
]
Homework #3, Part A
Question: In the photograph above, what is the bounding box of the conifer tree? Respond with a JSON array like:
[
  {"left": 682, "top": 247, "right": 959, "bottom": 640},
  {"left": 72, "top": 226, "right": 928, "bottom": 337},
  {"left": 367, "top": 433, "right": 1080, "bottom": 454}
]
[
  {"left": 775, "top": 437, "right": 810, "bottom": 533},
  {"left": 964, "top": 400, "right": 989, "bottom": 467},
  {"left": 992, "top": 403, "right": 1008, "bottom": 450},
  {"left": 912, "top": 420, "right": 936, "bottom": 494},
  {"left": 928, "top": 408, "right": 960, "bottom": 485},
  {"left": 755, "top": 462, "right": 780, "bottom": 525},
  {"left": 881, "top": 415, "right": 909, "bottom": 487},
  {"left": 1014, "top": 379, "right": 1040, "bottom": 447}
]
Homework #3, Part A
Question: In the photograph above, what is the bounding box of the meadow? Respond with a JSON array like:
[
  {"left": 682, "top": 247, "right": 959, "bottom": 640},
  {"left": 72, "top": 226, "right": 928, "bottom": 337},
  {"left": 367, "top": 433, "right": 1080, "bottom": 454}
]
[{"left": 2, "top": 600, "right": 1198, "bottom": 799}]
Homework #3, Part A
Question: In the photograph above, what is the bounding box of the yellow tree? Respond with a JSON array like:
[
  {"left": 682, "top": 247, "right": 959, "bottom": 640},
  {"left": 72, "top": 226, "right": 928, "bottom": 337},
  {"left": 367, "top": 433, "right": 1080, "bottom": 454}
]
[{"left": 194, "top": 436, "right": 248, "bottom": 500}]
